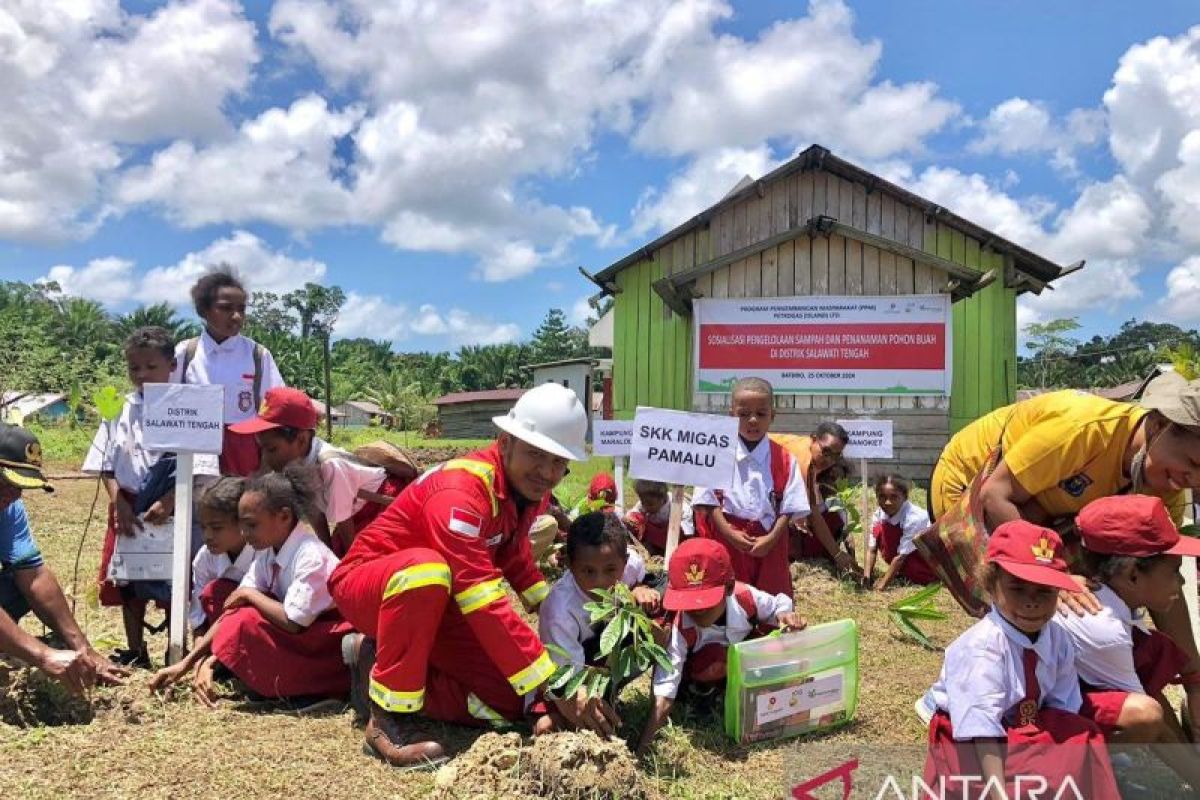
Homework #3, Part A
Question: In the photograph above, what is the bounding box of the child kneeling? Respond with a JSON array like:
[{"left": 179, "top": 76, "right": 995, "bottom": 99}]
[
  {"left": 151, "top": 466, "right": 351, "bottom": 704},
  {"left": 921, "top": 520, "right": 1118, "bottom": 799},
  {"left": 534, "top": 512, "right": 661, "bottom": 735},
  {"left": 1055, "top": 495, "right": 1200, "bottom": 786},
  {"left": 636, "top": 538, "right": 804, "bottom": 755},
  {"left": 188, "top": 477, "right": 256, "bottom": 633}
]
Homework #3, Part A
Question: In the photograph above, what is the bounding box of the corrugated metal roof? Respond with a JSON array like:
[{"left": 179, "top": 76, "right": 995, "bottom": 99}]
[
  {"left": 433, "top": 388, "right": 527, "bottom": 406},
  {"left": 593, "top": 143, "right": 1071, "bottom": 287},
  {"left": 1, "top": 392, "right": 66, "bottom": 418}
]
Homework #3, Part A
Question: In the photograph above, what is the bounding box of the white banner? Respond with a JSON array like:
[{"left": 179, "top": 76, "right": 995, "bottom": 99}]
[
  {"left": 143, "top": 383, "right": 224, "bottom": 453},
  {"left": 592, "top": 420, "right": 634, "bottom": 457},
  {"left": 836, "top": 419, "right": 894, "bottom": 460},
  {"left": 695, "top": 295, "right": 952, "bottom": 395},
  {"left": 629, "top": 407, "right": 738, "bottom": 490}
]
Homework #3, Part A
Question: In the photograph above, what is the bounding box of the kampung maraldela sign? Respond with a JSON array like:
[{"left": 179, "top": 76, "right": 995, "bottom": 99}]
[{"left": 694, "top": 295, "right": 952, "bottom": 395}]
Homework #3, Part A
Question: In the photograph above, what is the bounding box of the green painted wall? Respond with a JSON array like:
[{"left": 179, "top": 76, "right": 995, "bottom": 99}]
[{"left": 612, "top": 229, "right": 1020, "bottom": 429}]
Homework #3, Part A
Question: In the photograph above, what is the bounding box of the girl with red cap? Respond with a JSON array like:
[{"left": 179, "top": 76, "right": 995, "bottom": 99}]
[
  {"left": 231, "top": 386, "right": 411, "bottom": 556},
  {"left": 636, "top": 537, "right": 805, "bottom": 756},
  {"left": 1055, "top": 495, "right": 1200, "bottom": 786},
  {"left": 921, "top": 520, "right": 1119, "bottom": 799}
]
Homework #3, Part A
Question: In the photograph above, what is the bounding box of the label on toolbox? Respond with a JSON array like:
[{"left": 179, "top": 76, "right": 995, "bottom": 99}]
[{"left": 754, "top": 673, "right": 844, "bottom": 726}]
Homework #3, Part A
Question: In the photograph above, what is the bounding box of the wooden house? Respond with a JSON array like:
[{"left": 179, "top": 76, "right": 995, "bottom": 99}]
[
  {"left": 433, "top": 389, "right": 527, "bottom": 439},
  {"left": 585, "top": 144, "right": 1078, "bottom": 482},
  {"left": 334, "top": 400, "right": 393, "bottom": 428}
]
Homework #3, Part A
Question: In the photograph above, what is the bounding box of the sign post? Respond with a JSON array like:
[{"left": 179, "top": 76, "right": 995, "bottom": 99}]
[
  {"left": 143, "top": 383, "right": 224, "bottom": 664},
  {"left": 629, "top": 407, "right": 738, "bottom": 562},
  {"left": 592, "top": 420, "right": 634, "bottom": 511},
  {"left": 837, "top": 419, "right": 894, "bottom": 558}
]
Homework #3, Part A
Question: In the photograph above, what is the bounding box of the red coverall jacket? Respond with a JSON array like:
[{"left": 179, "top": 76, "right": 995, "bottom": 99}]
[{"left": 331, "top": 443, "right": 554, "bottom": 702}]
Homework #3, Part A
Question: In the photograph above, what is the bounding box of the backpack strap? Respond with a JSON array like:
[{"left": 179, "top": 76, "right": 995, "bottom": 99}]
[
  {"left": 732, "top": 582, "right": 758, "bottom": 623},
  {"left": 251, "top": 342, "right": 265, "bottom": 407},
  {"left": 671, "top": 611, "right": 700, "bottom": 652},
  {"left": 180, "top": 337, "right": 199, "bottom": 383},
  {"left": 767, "top": 440, "right": 791, "bottom": 516}
]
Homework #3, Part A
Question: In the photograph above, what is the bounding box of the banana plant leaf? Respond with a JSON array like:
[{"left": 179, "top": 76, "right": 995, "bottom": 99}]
[{"left": 888, "top": 582, "right": 946, "bottom": 649}]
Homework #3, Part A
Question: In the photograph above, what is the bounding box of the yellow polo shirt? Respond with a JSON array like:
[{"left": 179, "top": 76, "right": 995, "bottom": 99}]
[{"left": 931, "top": 390, "right": 1185, "bottom": 523}]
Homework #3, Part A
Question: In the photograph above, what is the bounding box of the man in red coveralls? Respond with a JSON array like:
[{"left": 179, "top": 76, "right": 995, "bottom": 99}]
[{"left": 331, "top": 383, "right": 612, "bottom": 768}]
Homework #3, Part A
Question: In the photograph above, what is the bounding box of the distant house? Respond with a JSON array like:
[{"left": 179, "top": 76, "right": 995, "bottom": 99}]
[
  {"left": 1, "top": 392, "right": 69, "bottom": 424},
  {"left": 334, "top": 400, "right": 393, "bottom": 428},
  {"left": 433, "top": 389, "right": 526, "bottom": 439},
  {"left": 309, "top": 399, "right": 343, "bottom": 424}
]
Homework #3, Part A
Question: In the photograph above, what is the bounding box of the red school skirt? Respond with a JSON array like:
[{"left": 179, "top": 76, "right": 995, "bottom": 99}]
[
  {"left": 874, "top": 520, "right": 938, "bottom": 585},
  {"left": 925, "top": 709, "right": 1119, "bottom": 799},
  {"left": 211, "top": 604, "right": 353, "bottom": 699},
  {"left": 1080, "top": 628, "right": 1192, "bottom": 735},
  {"left": 696, "top": 512, "right": 791, "bottom": 597}
]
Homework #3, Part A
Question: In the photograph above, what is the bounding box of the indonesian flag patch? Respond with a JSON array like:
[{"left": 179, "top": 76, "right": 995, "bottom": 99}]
[{"left": 448, "top": 507, "right": 484, "bottom": 538}]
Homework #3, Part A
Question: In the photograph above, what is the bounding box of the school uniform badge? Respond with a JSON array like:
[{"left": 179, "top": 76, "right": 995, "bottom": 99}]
[
  {"left": 238, "top": 389, "right": 253, "bottom": 413},
  {"left": 1057, "top": 473, "right": 1092, "bottom": 497},
  {"left": 448, "top": 507, "right": 483, "bottom": 537}
]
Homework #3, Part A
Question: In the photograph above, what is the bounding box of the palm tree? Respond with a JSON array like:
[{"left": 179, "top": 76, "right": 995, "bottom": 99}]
[
  {"left": 53, "top": 297, "right": 114, "bottom": 354},
  {"left": 115, "top": 303, "right": 199, "bottom": 342},
  {"left": 365, "top": 369, "right": 430, "bottom": 432}
]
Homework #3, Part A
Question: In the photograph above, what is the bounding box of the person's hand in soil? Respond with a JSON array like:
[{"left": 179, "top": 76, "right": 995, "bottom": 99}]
[
  {"left": 149, "top": 660, "right": 192, "bottom": 694},
  {"left": 776, "top": 612, "right": 807, "bottom": 632},
  {"left": 80, "top": 647, "right": 130, "bottom": 686},
  {"left": 114, "top": 494, "right": 141, "bottom": 537},
  {"left": 1057, "top": 574, "right": 1101, "bottom": 616},
  {"left": 142, "top": 492, "right": 174, "bottom": 525},
  {"left": 38, "top": 648, "right": 94, "bottom": 697},
  {"left": 833, "top": 550, "right": 863, "bottom": 579},
  {"left": 631, "top": 586, "right": 661, "bottom": 616},
  {"left": 192, "top": 655, "right": 221, "bottom": 708},
  {"left": 551, "top": 688, "right": 621, "bottom": 737}
]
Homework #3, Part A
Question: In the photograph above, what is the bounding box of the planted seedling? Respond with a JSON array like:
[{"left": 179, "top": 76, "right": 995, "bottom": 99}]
[
  {"left": 545, "top": 583, "right": 672, "bottom": 712},
  {"left": 888, "top": 582, "right": 946, "bottom": 650}
]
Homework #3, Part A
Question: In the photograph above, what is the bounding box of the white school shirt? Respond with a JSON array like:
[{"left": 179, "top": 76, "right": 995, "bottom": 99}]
[
  {"left": 692, "top": 438, "right": 809, "bottom": 529},
  {"left": 170, "top": 330, "right": 285, "bottom": 424},
  {"left": 83, "top": 391, "right": 219, "bottom": 493},
  {"left": 922, "top": 608, "right": 1082, "bottom": 739},
  {"left": 624, "top": 500, "right": 694, "bottom": 538},
  {"left": 652, "top": 585, "right": 794, "bottom": 700},
  {"left": 1053, "top": 584, "right": 1147, "bottom": 694},
  {"left": 867, "top": 501, "right": 930, "bottom": 554},
  {"left": 304, "top": 438, "right": 387, "bottom": 526},
  {"left": 238, "top": 524, "right": 339, "bottom": 627},
  {"left": 189, "top": 544, "right": 257, "bottom": 630},
  {"left": 539, "top": 550, "right": 647, "bottom": 668}
]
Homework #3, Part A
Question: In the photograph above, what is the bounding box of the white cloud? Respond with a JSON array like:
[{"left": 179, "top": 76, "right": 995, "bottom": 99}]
[
  {"left": 631, "top": 146, "right": 777, "bottom": 236},
  {"left": 1155, "top": 130, "right": 1200, "bottom": 246},
  {"left": 969, "top": 98, "right": 1103, "bottom": 175},
  {"left": 41, "top": 257, "right": 137, "bottom": 306},
  {"left": 1161, "top": 256, "right": 1200, "bottom": 322},
  {"left": 569, "top": 296, "right": 593, "bottom": 326},
  {"left": 343, "top": 299, "right": 520, "bottom": 346},
  {"left": 0, "top": 0, "right": 257, "bottom": 240}
]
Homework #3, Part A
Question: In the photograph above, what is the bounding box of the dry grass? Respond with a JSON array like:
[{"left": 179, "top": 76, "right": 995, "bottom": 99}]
[{"left": 0, "top": 460, "right": 977, "bottom": 799}]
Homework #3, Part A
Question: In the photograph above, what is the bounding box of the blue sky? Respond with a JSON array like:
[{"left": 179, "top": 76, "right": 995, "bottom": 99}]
[{"left": 2, "top": 0, "right": 1199, "bottom": 350}]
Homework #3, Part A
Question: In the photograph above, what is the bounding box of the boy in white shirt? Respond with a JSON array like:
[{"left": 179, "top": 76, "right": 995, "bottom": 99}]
[
  {"left": 84, "top": 326, "right": 218, "bottom": 667},
  {"left": 1055, "top": 495, "right": 1200, "bottom": 787},
  {"left": 231, "top": 386, "right": 409, "bottom": 556},
  {"left": 625, "top": 479, "right": 693, "bottom": 557},
  {"left": 636, "top": 538, "right": 805, "bottom": 756},
  {"left": 693, "top": 378, "right": 810, "bottom": 597},
  {"left": 171, "top": 268, "right": 285, "bottom": 476}
]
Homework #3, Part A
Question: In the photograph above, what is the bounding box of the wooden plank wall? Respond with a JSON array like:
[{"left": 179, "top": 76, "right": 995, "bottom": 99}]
[
  {"left": 611, "top": 165, "right": 1019, "bottom": 479},
  {"left": 437, "top": 402, "right": 516, "bottom": 439}
]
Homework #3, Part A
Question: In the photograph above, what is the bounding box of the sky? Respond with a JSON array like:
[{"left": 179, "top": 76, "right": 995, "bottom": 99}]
[{"left": 2, "top": 0, "right": 1199, "bottom": 351}]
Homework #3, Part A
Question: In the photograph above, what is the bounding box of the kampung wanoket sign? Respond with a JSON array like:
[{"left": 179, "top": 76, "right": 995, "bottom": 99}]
[
  {"left": 629, "top": 407, "right": 738, "bottom": 490},
  {"left": 694, "top": 295, "right": 952, "bottom": 395}
]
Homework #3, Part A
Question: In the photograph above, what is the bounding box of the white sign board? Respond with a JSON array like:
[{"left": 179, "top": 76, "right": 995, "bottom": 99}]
[
  {"left": 630, "top": 407, "right": 738, "bottom": 490},
  {"left": 836, "top": 419, "right": 893, "bottom": 460},
  {"left": 592, "top": 420, "right": 634, "bottom": 457},
  {"left": 143, "top": 383, "right": 224, "bottom": 453}
]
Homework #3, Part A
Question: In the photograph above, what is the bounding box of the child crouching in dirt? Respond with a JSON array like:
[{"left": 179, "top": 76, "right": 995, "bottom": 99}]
[
  {"left": 534, "top": 512, "right": 661, "bottom": 735},
  {"left": 624, "top": 479, "right": 693, "bottom": 557},
  {"left": 636, "top": 538, "right": 804, "bottom": 755},
  {"left": 150, "top": 466, "right": 352, "bottom": 705},
  {"left": 188, "top": 477, "right": 255, "bottom": 633}
]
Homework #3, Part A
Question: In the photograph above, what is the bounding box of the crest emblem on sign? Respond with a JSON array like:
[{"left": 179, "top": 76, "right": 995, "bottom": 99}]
[
  {"left": 238, "top": 390, "right": 253, "bottom": 413},
  {"left": 1031, "top": 536, "right": 1055, "bottom": 563},
  {"left": 685, "top": 563, "right": 705, "bottom": 586},
  {"left": 24, "top": 441, "right": 42, "bottom": 467}
]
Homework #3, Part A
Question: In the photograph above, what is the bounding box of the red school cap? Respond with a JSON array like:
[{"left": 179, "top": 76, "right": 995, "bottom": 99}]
[
  {"left": 1076, "top": 495, "right": 1200, "bottom": 558},
  {"left": 588, "top": 472, "right": 617, "bottom": 501},
  {"left": 228, "top": 387, "right": 319, "bottom": 434},
  {"left": 986, "top": 520, "right": 1080, "bottom": 593},
  {"left": 663, "top": 538, "right": 734, "bottom": 612}
]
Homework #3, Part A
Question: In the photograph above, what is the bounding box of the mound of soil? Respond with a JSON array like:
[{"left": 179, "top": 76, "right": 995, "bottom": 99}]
[
  {"left": 0, "top": 663, "right": 160, "bottom": 729},
  {"left": 433, "top": 730, "right": 645, "bottom": 800},
  {"left": 410, "top": 447, "right": 479, "bottom": 468}
]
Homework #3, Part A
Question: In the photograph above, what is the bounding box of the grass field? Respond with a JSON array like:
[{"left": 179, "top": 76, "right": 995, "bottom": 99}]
[{"left": 0, "top": 440, "right": 1172, "bottom": 799}]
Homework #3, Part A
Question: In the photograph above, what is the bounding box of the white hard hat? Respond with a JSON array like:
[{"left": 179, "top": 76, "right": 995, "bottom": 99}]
[{"left": 493, "top": 383, "right": 588, "bottom": 461}]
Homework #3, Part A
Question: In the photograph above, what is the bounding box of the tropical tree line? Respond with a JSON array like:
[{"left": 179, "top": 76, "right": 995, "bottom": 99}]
[
  {"left": 0, "top": 279, "right": 608, "bottom": 429},
  {"left": 1018, "top": 318, "right": 1200, "bottom": 389}
]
